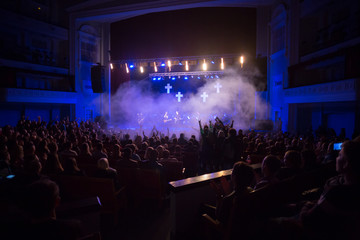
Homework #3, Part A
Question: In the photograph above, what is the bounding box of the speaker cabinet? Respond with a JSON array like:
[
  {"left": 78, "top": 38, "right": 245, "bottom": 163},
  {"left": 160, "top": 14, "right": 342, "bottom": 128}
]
[{"left": 91, "top": 65, "right": 105, "bottom": 93}]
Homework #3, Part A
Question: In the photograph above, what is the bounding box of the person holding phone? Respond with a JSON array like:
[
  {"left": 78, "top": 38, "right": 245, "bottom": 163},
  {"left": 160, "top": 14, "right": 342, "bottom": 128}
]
[
  {"left": 323, "top": 141, "right": 341, "bottom": 164},
  {"left": 300, "top": 140, "right": 360, "bottom": 239}
]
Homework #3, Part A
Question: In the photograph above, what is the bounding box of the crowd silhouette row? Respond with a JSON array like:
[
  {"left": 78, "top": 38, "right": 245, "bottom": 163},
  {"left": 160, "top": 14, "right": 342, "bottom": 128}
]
[{"left": 0, "top": 116, "right": 359, "bottom": 239}]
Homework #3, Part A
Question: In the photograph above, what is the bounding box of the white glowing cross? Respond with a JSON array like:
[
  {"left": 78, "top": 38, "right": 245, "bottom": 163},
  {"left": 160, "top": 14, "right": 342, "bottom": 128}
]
[
  {"left": 165, "top": 83, "right": 172, "bottom": 94},
  {"left": 175, "top": 92, "right": 183, "bottom": 102},
  {"left": 214, "top": 82, "right": 222, "bottom": 93},
  {"left": 201, "top": 92, "right": 209, "bottom": 103}
]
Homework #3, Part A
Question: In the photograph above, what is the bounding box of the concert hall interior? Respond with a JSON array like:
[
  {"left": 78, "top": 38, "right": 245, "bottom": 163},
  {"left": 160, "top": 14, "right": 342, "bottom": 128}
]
[{"left": 1, "top": 0, "right": 360, "bottom": 240}]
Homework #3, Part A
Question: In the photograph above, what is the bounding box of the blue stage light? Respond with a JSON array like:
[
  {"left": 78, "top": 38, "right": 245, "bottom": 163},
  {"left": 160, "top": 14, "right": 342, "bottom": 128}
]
[
  {"left": 184, "top": 76, "right": 188, "bottom": 80},
  {"left": 198, "top": 76, "right": 201, "bottom": 79},
  {"left": 211, "top": 76, "right": 214, "bottom": 79},
  {"left": 172, "top": 77, "right": 176, "bottom": 80},
  {"left": 215, "top": 75, "right": 219, "bottom": 78},
  {"left": 157, "top": 77, "right": 161, "bottom": 80},
  {"left": 211, "top": 61, "right": 215, "bottom": 64},
  {"left": 129, "top": 64, "right": 134, "bottom": 68},
  {"left": 152, "top": 77, "right": 157, "bottom": 81},
  {"left": 179, "top": 62, "right": 183, "bottom": 65},
  {"left": 161, "top": 63, "right": 166, "bottom": 66}
]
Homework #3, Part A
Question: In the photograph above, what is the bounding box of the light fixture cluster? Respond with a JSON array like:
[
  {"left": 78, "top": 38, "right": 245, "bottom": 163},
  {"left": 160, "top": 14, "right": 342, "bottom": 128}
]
[
  {"left": 109, "top": 54, "right": 245, "bottom": 73},
  {"left": 151, "top": 74, "right": 221, "bottom": 81}
]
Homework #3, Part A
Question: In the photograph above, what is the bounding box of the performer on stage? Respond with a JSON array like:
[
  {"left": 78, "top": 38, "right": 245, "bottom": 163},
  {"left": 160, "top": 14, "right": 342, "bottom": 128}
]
[
  {"left": 163, "top": 111, "right": 172, "bottom": 123},
  {"left": 174, "top": 111, "right": 182, "bottom": 125},
  {"left": 137, "top": 112, "right": 144, "bottom": 130}
]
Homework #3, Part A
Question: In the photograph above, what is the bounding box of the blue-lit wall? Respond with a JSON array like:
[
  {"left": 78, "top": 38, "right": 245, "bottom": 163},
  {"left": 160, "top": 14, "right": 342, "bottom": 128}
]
[
  {"left": 327, "top": 112, "right": 355, "bottom": 139},
  {"left": 288, "top": 101, "right": 357, "bottom": 139},
  {"left": 269, "top": 49, "right": 288, "bottom": 131},
  {"left": 0, "top": 103, "right": 72, "bottom": 127},
  {"left": 0, "top": 104, "right": 22, "bottom": 127}
]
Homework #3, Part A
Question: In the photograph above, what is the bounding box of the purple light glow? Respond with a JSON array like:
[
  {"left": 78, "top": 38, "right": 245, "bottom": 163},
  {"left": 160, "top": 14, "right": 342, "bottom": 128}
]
[{"left": 108, "top": 68, "right": 267, "bottom": 137}]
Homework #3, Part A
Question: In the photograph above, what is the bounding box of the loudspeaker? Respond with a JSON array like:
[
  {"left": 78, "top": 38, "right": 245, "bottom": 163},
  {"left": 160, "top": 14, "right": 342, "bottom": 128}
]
[{"left": 91, "top": 65, "right": 105, "bottom": 93}]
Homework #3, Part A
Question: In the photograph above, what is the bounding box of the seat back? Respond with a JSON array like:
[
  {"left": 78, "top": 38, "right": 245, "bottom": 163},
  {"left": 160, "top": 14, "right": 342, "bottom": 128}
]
[
  {"left": 51, "top": 175, "right": 116, "bottom": 209},
  {"left": 136, "top": 168, "right": 164, "bottom": 200},
  {"left": 77, "top": 163, "right": 98, "bottom": 176},
  {"left": 182, "top": 151, "right": 199, "bottom": 177},
  {"left": 161, "top": 161, "right": 184, "bottom": 181},
  {"left": 116, "top": 167, "right": 137, "bottom": 187}
]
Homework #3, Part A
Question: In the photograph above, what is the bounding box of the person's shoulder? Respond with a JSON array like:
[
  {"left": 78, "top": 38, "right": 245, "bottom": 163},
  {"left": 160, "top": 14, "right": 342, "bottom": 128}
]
[
  {"left": 325, "top": 184, "right": 360, "bottom": 202},
  {"left": 325, "top": 175, "right": 345, "bottom": 187},
  {"left": 109, "top": 167, "right": 118, "bottom": 174},
  {"left": 53, "top": 218, "right": 83, "bottom": 239},
  {"left": 70, "top": 150, "right": 78, "bottom": 155},
  {"left": 130, "top": 159, "right": 139, "bottom": 167},
  {"left": 254, "top": 179, "right": 270, "bottom": 190},
  {"left": 139, "top": 160, "right": 150, "bottom": 168},
  {"left": 132, "top": 154, "right": 141, "bottom": 161},
  {"left": 118, "top": 159, "right": 136, "bottom": 168},
  {"left": 319, "top": 183, "right": 360, "bottom": 215},
  {"left": 73, "top": 170, "right": 86, "bottom": 176},
  {"left": 168, "top": 157, "right": 178, "bottom": 162},
  {"left": 25, "top": 219, "right": 83, "bottom": 240},
  {"left": 54, "top": 218, "right": 83, "bottom": 231}
]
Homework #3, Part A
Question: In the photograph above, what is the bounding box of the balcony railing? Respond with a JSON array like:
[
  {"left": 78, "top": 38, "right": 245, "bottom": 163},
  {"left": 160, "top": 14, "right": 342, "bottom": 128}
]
[{"left": 288, "top": 45, "right": 360, "bottom": 88}]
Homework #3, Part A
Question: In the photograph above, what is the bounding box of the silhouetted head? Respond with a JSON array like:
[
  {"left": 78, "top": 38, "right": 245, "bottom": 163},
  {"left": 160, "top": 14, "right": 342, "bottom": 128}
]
[
  {"left": 25, "top": 179, "right": 60, "bottom": 218},
  {"left": 336, "top": 140, "right": 360, "bottom": 180},
  {"left": 284, "top": 150, "right": 302, "bottom": 169},
  {"left": 229, "top": 128, "right": 237, "bottom": 137},
  {"left": 123, "top": 147, "right": 133, "bottom": 159},
  {"left": 97, "top": 158, "right": 110, "bottom": 170},
  {"left": 231, "top": 162, "right": 254, "bottom": 191},
  {"left": 262, "top": 155, "right": 281, "bottom": 177},
  {"left": 204, "top": 125, "right": 209, "bottom": 133},
  {"left": 149, "top": 149, "right": 158, "bottom": 161},
  {"left": 162, "top": 149, "right": 170, "bottom": 158}
]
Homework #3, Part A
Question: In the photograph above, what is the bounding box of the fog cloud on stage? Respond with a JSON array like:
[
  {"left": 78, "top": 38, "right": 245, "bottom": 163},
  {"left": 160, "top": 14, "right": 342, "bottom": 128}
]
[{"left": 107, "top": 68, "right": 267, "bottom": 137}]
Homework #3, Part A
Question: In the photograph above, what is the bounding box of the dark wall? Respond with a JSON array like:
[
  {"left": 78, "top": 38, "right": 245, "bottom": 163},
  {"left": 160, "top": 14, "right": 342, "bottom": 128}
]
[{"left": 110, "top": 7, "right": 256, "bottom": 60}]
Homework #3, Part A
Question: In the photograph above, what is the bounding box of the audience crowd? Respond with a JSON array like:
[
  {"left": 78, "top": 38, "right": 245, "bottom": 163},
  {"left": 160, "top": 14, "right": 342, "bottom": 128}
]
[{"left": 0, "top": 115, "right": 359, "bottom": 239}]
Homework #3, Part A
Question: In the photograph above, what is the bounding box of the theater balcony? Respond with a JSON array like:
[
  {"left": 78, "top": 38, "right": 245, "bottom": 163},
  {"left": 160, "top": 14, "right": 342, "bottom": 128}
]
[{"left": 288, "top": 45, "right": 360, "bottom": 89}]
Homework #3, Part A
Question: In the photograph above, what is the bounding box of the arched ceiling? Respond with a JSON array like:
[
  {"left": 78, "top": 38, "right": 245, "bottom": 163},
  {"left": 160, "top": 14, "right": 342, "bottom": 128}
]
[{"left": 66, "top": 0, "right": 274, "bottom": 23}]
